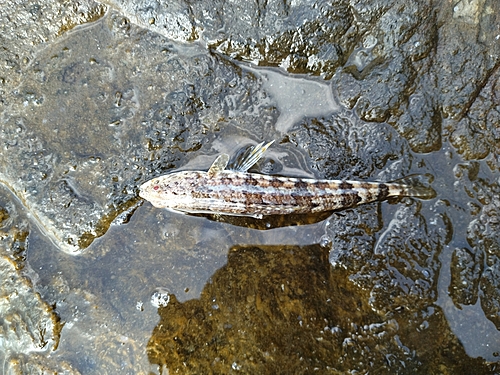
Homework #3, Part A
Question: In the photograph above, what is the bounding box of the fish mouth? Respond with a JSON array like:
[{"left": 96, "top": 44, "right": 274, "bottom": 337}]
[{"left": 138, "top": 182, "right": 149, "bottom": 199}]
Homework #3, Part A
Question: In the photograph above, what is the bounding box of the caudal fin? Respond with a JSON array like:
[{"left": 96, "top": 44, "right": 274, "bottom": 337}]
[{"left": 390, "top": 174, "right": 436, "bottom": 199}]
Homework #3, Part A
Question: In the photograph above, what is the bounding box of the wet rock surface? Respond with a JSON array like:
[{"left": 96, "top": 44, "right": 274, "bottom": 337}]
[
  {"left": 0, "top": 189, "right": 68, "bottom": 373},
  {"left": 1, "top": 11, "right": 278, "bottom": 254},
  {"left": 464, "top": 169, "right": 500, "bottom": 329},
  {"left": 0, "top": 0, "right": 499, "bottom": 373}
]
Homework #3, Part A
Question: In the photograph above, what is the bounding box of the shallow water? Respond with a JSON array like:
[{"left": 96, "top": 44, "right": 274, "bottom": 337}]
[{"left": 1, "top": 1, "right": 499, "bottom": 373}]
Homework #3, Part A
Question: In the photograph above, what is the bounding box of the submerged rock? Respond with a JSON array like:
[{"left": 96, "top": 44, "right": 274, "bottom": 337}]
[{"left": 148, "top": 244, "right": 493, "bottom": 373}]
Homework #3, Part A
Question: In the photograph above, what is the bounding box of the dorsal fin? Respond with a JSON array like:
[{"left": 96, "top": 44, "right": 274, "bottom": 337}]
[
  {"left": 231, "top": 140, "right": 275, "bottom": 172},
  {"left": 207, "top": 154, "right": 229, "bottom": 177}
]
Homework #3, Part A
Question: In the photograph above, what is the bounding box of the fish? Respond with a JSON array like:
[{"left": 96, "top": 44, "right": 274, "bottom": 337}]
[{"left": 139, "top": 141, "right": 435, "bottom": 219}]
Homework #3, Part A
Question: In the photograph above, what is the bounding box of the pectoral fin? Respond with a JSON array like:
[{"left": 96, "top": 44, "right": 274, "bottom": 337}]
[{"left": 207, "top": 154, "right": 229, "bottom": 177}]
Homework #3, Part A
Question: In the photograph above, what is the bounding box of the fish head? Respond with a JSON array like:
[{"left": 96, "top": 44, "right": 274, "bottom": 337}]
[{"left": 139, "top": 172, "right": 195, "bottom": 209}]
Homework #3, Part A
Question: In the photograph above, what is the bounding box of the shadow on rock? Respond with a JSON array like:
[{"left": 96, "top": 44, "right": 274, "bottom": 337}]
[{"left": 192, "top": 211, "right": 334, "bottom": 230}]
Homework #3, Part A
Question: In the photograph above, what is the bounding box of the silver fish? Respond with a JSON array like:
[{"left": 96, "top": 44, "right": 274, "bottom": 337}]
[{"left": 139, "top": 141, "right": 434, "bottom": 219}]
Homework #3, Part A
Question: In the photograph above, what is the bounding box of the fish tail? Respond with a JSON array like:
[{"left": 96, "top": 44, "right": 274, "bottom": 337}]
[{"left": 390, "top": 174, "right": 436, "bottom": 199}]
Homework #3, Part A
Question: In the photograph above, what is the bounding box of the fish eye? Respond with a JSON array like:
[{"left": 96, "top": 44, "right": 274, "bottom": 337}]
[{"left": 153, "top": 185, "right": 159, "bottom": 190}]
